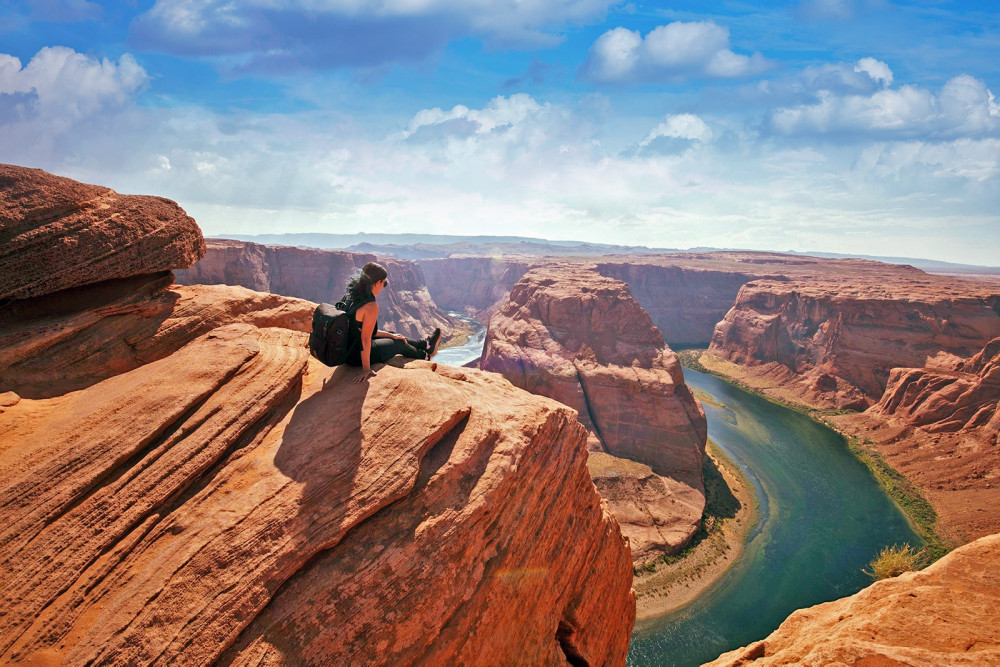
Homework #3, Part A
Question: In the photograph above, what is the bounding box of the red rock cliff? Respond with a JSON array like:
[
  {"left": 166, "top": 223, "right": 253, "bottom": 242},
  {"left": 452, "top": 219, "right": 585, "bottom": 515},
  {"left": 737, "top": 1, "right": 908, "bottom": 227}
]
[
  {"left": 595, "top": 262, "right": 760, "bottom": 346},
  {"left": 480, "top": 266, "right": 708, "bottom": 563},
  {"left": 827, "top": 337, "right": 1000, "bottom": 542},
  {"left": 709, "top": 276, "right": 1000, "bottom": 409},
  {"left": 0, "top": 167, "right": 637, "bottom": 665},
  {"left": 176, "top": 238, "right": 458, "bottom": 341},
  {"left": 707, "top": 532, "right": 1000, "bottom": 666}
]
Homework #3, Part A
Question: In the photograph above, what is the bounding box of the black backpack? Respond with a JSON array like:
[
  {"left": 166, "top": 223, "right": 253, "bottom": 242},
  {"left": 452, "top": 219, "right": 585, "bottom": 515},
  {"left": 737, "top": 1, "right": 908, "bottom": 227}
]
[{"left": 308, "top": 299, "right": 356, "bottom": 367}]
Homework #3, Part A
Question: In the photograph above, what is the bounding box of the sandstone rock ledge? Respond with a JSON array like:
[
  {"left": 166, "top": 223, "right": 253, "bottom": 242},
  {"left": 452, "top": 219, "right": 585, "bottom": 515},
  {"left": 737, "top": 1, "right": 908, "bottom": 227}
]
[
  {"left": 0, "top": 347, "right": 635, "bottom": 665},
  {"left": 0, "top": 164, "right": 205, "bottom": 300},
  {"left": 707, "top": 532, "right": 1000, "bottom": 666}
]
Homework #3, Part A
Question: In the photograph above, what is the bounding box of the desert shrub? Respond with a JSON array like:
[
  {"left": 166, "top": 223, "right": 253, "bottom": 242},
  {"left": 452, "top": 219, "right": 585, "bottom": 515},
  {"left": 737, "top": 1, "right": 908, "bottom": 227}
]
[{"left": 865, "top": 544, "right": 926, "bottom": 580}]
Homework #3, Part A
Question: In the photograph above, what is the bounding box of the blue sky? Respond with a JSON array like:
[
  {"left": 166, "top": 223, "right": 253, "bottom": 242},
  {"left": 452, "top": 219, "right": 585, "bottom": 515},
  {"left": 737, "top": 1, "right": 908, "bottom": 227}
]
[{"left": 1, "top": 0, "right": 998, "bottom": 264}]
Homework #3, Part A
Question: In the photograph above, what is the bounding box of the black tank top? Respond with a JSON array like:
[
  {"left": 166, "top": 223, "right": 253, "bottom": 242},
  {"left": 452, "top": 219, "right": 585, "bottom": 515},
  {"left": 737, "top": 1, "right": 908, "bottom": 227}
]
[{"left": 344, "top": 292, "right": 377, "bottom": 364}]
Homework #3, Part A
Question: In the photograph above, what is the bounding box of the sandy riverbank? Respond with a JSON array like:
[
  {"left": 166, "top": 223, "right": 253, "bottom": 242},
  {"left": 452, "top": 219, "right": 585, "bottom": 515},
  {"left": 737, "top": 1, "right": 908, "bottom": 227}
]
[{"left": 633, "top": 439, "right": 758, "bottom": 620}]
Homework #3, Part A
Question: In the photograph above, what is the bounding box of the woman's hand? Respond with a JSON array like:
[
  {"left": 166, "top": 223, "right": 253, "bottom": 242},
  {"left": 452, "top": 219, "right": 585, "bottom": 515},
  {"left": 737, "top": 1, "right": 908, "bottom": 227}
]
[{"left": 354, "top": 368, "right": 376, "bottom": 384}]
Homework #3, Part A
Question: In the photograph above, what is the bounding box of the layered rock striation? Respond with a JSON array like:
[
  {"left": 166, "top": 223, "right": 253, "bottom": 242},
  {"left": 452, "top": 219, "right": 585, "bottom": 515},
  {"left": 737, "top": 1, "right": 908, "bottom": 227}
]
[
  {"left": 871, "top": 336, "right": 1000, "bottom": 438},
  {"left": 480, "top": 266, "right": 708, "bottom": 563},
  {"left": 0, "top": 164, "right": 205, "bottom": 300},
  {"left": 708, "top": 532, "right": 1000, "bottom": 666},
  {"left": 0, "top": 167, "right": 637, "bottom": 665},
  {"left": 709, "top": 276, "right": 1000, "bottom": 409},
  {"left": 176, "top": 238, "right": 458, "bottom": 341}
]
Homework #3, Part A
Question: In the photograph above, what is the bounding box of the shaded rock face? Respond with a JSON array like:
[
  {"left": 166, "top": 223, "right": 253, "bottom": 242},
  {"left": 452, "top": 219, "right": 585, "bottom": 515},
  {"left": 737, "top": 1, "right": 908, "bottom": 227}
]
[
  {"left": 1, "top": 168, "right": 636, "bottom": 665},
  {"left": 709, "top": 278, "right": 1000, "bottom": 409},
  {"left": 707, "top": 532, "right": 1000, "bottom": 666},
  {"left": 417, "top": 256, "right": 534, "bottom": 319},
  {"left": 595, "top": 262, "right": 759, "bottom": 346},
  {"left": 175, "top": 238, "right": 456, "bottom": 340},
  {"left": 0, "top": 164, "right": 205, "bottom": 300},
  {"left": 480, "top": 267, "right": 708, "bottom": 562}
]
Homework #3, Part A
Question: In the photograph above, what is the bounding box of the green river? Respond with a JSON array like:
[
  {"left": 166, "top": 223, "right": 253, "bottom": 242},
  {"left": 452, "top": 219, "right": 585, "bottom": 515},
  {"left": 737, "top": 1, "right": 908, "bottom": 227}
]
[{"left": 627, "top": 367, "right": 921, "bottom": 666}]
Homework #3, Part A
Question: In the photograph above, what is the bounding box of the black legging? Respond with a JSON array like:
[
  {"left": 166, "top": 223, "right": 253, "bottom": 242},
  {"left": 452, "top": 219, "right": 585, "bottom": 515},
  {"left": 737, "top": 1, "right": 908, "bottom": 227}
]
[{"left": 366, "top": 336, "right": 428, "bottom": 364}]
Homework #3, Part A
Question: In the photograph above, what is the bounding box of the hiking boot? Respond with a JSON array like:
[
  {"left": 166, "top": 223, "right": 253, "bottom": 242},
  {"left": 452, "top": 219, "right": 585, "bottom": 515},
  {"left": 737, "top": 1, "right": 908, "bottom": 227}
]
[{"left": 426, "top": 328, "right": 442, "bottom": 359}]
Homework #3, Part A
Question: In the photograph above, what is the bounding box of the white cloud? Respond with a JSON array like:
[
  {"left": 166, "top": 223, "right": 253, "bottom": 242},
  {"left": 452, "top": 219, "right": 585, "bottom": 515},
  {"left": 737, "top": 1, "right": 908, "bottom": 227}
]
[
  {"left": 0, "top": 46, "right": 148, "bottom": 123},
  {"left": 854, "top": 57, "right": 892, "bottom": 87},
  {"left": 583, "top": 20, "right": 771, "bottom": 83},
  {"left": 639, "top": 113, "right": 713, "bottom": 148},
  {"left": 771, "top": 73, "right": 1000, "bottom": 139},
  {"left": 2, "top": 66, "right": 997, "bottom": 266}
]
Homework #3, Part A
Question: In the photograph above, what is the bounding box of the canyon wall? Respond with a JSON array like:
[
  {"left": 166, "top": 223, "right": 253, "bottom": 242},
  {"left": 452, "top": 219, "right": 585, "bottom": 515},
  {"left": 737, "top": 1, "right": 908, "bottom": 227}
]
[
  {"left": 709, "top": 277, "right": 1000, "bottom": 409},
  {"left": 595, "top": 262, "right": 759, "bottom": 346},
  {"left": 175, "top": 238, "right": 458, "bottom": 341},
  {"left": 417, "top": 256, "right": 534, "bottom": 318},
  {"left": 708, "top": 532, "right": 1000, "bottom": 666},
  {"left": 0, "top": 168, "right": 636, "bottom": 665},
  {"left": 480, "top": 266, "right": 708, "bottom": 564}
]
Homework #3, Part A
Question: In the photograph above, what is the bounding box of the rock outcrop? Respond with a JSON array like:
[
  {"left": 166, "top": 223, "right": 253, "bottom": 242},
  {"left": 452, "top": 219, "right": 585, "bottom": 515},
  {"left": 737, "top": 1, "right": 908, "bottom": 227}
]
[
  {"left": 480, "top": 266, "right": 707, "bottom": 563},
  {"left": 707, "top": 532, "right": 1000, "bottom": 666},
  {"left": 0, "top": 167, "right": 636, "bottom": 665},
  {"left": 0, "top": 164, "right": 205, "bottom": 300},
  {"left": 0, "top": 273, "right": 315, "bottom": 398},
  {"left": 871, "top": 337, "right": 1000, "bottom": 438},
  {"left": 827, "top": 337, "right": 1000, "bottom": 543},
  {"left": 175, "top": 238, "right": 459, "bottom": 341},
  {"left": 709, "top": 276, "right": 1000, "bottom": 409}
]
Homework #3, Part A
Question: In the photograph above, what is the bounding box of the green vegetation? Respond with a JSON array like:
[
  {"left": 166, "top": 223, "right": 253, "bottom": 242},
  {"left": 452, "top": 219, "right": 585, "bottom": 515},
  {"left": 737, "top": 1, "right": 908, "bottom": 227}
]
[
  {"left": 676, "top": 349, "right": 710, "bottom": 374},
  {"left": 865, "top": 543, "right": 927, "bottom": 580}
]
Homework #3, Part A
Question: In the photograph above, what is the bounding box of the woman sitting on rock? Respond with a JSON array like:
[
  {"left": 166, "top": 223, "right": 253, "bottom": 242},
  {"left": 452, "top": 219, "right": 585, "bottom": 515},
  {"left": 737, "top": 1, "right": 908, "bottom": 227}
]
[{"left": 342, "top": 262, "right": 441, "bottom": 384}]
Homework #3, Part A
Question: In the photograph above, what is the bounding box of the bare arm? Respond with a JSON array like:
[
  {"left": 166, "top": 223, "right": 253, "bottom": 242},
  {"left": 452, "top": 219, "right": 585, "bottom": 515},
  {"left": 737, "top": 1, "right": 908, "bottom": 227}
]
[{"left": 354, "top": 302, "right": 379, "bottom": 383}]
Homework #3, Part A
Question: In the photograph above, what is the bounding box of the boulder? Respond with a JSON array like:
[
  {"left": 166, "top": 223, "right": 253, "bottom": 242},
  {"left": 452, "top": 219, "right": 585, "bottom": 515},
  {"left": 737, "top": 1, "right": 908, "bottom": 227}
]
[{"left": 0, "top": 164, "right": 205, "bottom": 300}]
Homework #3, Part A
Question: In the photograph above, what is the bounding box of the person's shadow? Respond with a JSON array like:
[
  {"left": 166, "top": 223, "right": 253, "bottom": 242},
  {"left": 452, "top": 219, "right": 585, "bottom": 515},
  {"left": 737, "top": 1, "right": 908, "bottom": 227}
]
[{"left": 272, "top": 363, "right": 370, "bottom": 536}]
